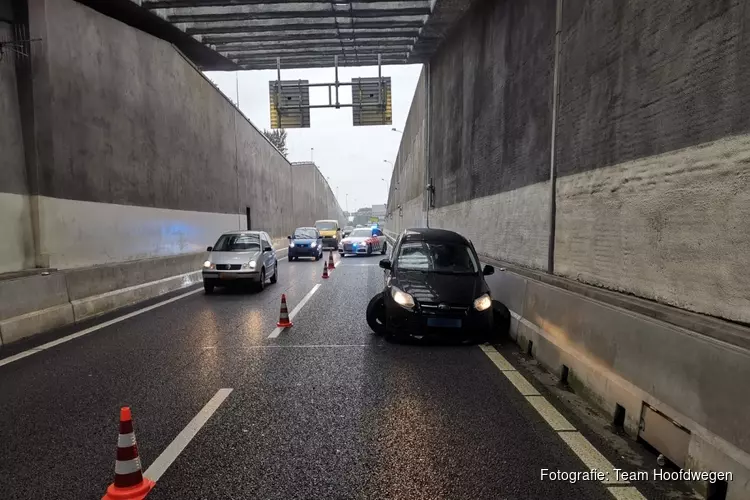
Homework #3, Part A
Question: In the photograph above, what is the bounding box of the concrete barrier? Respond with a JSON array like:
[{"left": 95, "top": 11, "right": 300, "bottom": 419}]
[
  {"left": 0, "top": 242, "right": 291, "bottom": 347},
  {"left": 483, "top": 261, "right": 750, "bottom": 499},
  {"left": 0, "top": 273, "right": 74, "bottom": 345}
]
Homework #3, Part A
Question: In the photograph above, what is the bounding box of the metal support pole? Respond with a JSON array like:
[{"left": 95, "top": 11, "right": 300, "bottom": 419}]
[
  {"left": 377, "top": 53, "right": 383, "bottom": 110},
  {"left": 275, "top": 57, "right": 281, "bottom": 123},
  {"left": 334, "top": 55, "right": 340, "bottom": 108},
  {"left": 547, "top": 0, "right": 563, "bottom": 274}
]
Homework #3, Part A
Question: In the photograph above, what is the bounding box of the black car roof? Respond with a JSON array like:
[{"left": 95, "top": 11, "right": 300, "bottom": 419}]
[{"left": 401, "top": 228, "right": 470, "bottom": 244}]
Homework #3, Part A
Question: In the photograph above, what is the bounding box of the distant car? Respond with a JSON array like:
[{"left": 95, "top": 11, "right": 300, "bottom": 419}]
[
  {"left": 315, "top": 219, "right": 342, "bottom": 249},
  {"left": 287, "top": 227, "right": 323, "bottom": 261},
  {"left": 202, "top": 231, "right": 278, "bottom": 294},
  {"left": 339, "top": 227, "right": 387, "bottom": 256},
  {"left": 367, "top": 228, "right": 495, "bottom": 342},
  {"left": 342, "top": 226, "right": 354, "bottom": 237}
]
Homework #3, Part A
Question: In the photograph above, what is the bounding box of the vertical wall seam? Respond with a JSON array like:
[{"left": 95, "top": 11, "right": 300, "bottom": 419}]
[{"left": 547, "top": 0, "right": 564, "bottom": 274}]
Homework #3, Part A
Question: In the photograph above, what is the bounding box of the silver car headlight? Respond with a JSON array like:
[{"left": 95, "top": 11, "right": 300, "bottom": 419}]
[
  {"left": 203, "top": 260, "right": 214, "bottom": 269},
  {"left": 242, "top": 261, "right": 257, "bottom": 270},
  {"left": 391, "top": 286, "right": 415, "bottom": 310},
  {"left": 473, "top": 293, "right": 492, "bottom": 311}
]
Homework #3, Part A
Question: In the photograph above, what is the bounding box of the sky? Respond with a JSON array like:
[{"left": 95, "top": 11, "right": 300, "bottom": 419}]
[{"left": 204, "top": 64, "right": 423, "bottom": 214}]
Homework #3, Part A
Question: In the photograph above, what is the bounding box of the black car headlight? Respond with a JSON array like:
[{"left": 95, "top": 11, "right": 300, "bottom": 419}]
[
  {"left": 391, "top": 286, "right": 415, "bottom": 310},
  {"left": 473, "top": 293, "right": 492, "bottom": 312}
]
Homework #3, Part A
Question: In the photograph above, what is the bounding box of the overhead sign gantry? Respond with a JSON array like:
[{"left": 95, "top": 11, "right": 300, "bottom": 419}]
[{"left": 269, "top": 54, "right": 392, "bottom": 128}]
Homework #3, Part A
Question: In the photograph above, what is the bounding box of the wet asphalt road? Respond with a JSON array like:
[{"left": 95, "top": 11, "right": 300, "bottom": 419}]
[{"left": 1, "top": 252, "right": 619, "bottom": 499}]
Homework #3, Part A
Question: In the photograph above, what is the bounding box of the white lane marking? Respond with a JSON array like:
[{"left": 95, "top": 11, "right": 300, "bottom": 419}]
[
  {"left": 267, "top": 284, "right": 321, "bottom": 339},
  {"left": 607, "top": 486, "right": 650, "bottom": 499},
  {"left": 558, "top": 432, "right": 629, "bottom": 486},
  {"left": 502, "top": 370, "right": 541, "bottom": 396},
  {"left": 480, "top": 346, "right": 647, "bottom": 499},
  {"left": 145, "top": 388, "right": 233, "bottom": 482},
  {"left": 0, "top": 288, "right": 202, "bottom": 368},
  {"left": 525, "top": 395, "right": 576, "bottom": 431}
]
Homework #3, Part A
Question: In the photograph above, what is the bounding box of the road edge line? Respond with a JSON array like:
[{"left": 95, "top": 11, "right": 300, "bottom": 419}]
[
  {"left": 0, "top": 288, "right": 203, "bottom": 368},
  {"left": 479, "top": 345, "right": 646, "bottom": 498}
]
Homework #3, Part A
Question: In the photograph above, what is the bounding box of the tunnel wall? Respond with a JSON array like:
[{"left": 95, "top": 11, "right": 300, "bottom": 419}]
[
  {"left": 0, "top": 20, "right": 35, "bottom": 274},
  {"left": 554, "top": 0, "right": 750, "bottom": 324},
  {"left": 385, "top": 0, "right": 750, "bottom": 492},
  {"left": 7, "top": 0, "right": 342, "bottom": 271},
  {"left": 387, "top": 0, "right": 750, "bottom": 325}
]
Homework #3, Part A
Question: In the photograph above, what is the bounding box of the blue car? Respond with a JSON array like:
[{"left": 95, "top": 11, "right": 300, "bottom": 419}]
[{"left": 287, "top": 227, "right": 324, "bottom": 261}]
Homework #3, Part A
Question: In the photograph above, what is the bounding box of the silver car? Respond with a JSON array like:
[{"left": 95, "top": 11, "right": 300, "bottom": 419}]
[{"left": 202, "top": 230, "right": 278, "bottom": 294}]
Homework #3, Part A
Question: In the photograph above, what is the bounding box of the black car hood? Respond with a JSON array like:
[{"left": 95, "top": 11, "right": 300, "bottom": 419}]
[{"left": 391, "top": 270, "right": 484, "bottom": 305}]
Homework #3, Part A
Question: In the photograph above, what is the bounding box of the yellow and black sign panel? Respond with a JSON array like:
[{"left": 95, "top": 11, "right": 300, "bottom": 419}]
[
  {"left": 268, "top": 80, "right": 311, "bottom": 129},
  {"left": 352, "top": 77, "right": 392, "bottom": 127}
]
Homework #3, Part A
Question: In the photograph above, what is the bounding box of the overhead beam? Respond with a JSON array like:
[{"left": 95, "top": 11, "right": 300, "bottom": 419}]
[
  {"left": 229, "top": 46, "right": 408, "bottom": 59},
  {"left": 204, "top": 30, "right": 419, "bottom": 44},
  {"left": 237, "top": 56, "right": 407, "bottom": 70},
  {"left": 145, "top": 0, "right": 417, "bottom": 7},
  {"left": 215, "top": 38, "right": 414, "bottom": 51},
  {"left": 166, "top": 8, "right": 431, "bottom": 23},
  {"left": 185, "top": 19, "right": 424, "bottom": 34}
]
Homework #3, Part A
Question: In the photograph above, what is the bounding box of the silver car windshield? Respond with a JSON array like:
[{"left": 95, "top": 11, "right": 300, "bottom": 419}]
[
  {"left": 349, "top": 229, "right": 372, "bottom": 238},
  {"left": 213, "top": 234, "right": 261, "bottom": 252},
  {"left": 396, "top": 241, "right": 478, "bottom": 274}
]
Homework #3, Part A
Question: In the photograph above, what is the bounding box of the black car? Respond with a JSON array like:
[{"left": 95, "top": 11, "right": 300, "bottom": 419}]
[
  {"left": 368, "top": 228, "right": 495, "bottom": 342},
  {"left": 287, "top": 227, "right": 324, "bottom": 261}
]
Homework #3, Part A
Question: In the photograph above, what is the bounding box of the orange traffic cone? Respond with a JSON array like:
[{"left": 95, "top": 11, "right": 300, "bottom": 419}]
[
  {"left": 102, "top": 407, "right": 154, "bottom": 500},
  {"left": 327, "top": 250, "right": 335, "bottom": 270},
  {"left": 276, "top": 294, "right": 293, "bottom": 328},
  {"left": 322, "top": 261, "right": 329, "bottom": 279}
]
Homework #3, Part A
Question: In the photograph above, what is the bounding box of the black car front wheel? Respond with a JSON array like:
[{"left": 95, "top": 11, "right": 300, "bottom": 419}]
[
  {"left": 270, "top": 262, "right": 278, "bottom": 284},
  {"left": 381, "top": 242, "right": 387, "bottom": 255},
  {"left": 366, "top": 292, "right": 387, "bottom": 336},
  {"left": 256, "top": 269, "right": 266, "bottom": 292}
]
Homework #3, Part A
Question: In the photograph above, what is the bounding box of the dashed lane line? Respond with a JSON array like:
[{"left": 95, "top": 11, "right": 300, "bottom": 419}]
[
  {"left": 267, "top": 284, "right": 322, "bottom": 339},
  {"left": 479, "top": 345, "right": 645, "bottom": 497},
  {"left": 145, "top": 388, "right": 233, "bottom": 482}
]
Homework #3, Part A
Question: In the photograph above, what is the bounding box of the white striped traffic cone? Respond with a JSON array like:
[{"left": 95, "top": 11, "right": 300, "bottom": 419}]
[
  {"left": 322, "top": 261, "right": 329, "bottom": 279},
  {"left": 102, "top": 407, "right": 154, "bottom": 500},
  {"left": 327, "top": 250, "right": 335, "bottom": 270},
  {"left": 276, "top": 294, "right": 293, "bottom": 328}
]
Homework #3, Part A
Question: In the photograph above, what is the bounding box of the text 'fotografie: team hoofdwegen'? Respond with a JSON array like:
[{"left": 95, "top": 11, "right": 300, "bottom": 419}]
[{"left": 541, "top": 468, "right": 733, "bottom": 484}]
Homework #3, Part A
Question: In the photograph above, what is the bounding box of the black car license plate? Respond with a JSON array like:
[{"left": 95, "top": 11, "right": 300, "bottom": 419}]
[
  {"left": 220, "top": 273, "right": 237, "bottom": 280},
  {"left": 427, "top": 317, "right": 462, "bottom": 328}
]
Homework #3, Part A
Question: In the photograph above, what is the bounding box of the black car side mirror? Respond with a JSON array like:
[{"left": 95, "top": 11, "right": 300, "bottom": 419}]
[
  {"left": 206, "top": 246, "right": 213, "bottom": 252},
  {"left": 483, "top": 264, "right": 495, "bottom": 276},
  {"left": 264, "top": 246, "right": 273, "bottom": 252},
  {"left": 379, "top": 259, "right": 391, "bottom": 270}
]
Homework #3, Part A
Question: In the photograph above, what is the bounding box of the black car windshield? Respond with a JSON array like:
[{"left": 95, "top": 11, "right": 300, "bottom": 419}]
[
  {"left": 293, "top": 229, "right": 318, "bottom": 239},
  {"left": 396, "top": 241, "right": 478, "bottom": 274},
  {"left": 315, "top": 221, "right": 337, "bottom": 231},
  {"left": 213, "top": 234, "right": 261, "bottom": 252},
  {"left": 349, "top": 228, "right": 372, "bottom": 238}
]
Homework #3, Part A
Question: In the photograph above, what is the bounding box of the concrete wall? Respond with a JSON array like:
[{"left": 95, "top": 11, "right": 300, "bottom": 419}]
[
  {"left": 385, "top": 0, "right": 750, "bottom": 494},
  {"left": 386, "top": 0, "right": 750, "bottom": 324},
  {"left": 4, "top": 0, "right": 342, "bottom": 271},
  {"left": 554, "top": 0, "right": 750, "bottom": 323},
  {"left": 0, "top": 19, "right": 35, "bottom": 273}
]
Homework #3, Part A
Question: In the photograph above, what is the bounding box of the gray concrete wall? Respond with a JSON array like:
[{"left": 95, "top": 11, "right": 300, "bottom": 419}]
[
  {"left": 385, "top": 0, "right": 750, "bottom": 493},
  {"left": 8, "top": 0, "right": 342, "bottom": 270},
  {"left": 0, "top": 19, "right": 35, "bottom": 273},
  {"left": 387, "top": 0, "right": 750, "bottom": 323}
]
